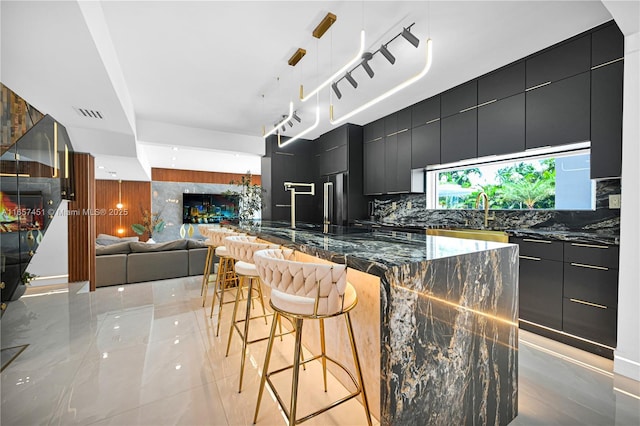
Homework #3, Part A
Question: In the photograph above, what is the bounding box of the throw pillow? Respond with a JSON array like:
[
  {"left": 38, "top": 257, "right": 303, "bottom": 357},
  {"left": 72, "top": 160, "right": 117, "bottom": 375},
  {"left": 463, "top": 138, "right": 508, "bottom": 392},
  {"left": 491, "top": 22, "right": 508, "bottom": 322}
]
[
  {"left": 129, "top": 240, "right": 189, "bottom": 253},
  {"left": 96, "top": 241, "right": 132, "bottom": 255}
]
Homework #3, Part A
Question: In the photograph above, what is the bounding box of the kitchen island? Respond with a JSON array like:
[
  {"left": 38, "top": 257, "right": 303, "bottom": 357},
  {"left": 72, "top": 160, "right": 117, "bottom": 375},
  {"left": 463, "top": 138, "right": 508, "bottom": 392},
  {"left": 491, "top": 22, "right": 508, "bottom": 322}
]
[{"left": 233, "top": 221, "right": 519, "bottom": 426}]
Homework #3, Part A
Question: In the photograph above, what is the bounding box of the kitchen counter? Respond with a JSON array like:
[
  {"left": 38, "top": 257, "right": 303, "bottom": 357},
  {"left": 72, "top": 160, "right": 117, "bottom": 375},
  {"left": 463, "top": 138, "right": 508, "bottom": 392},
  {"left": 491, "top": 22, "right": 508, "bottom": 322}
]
[{"left": 233, "top": 221, "right": 519, "bottom": 425}]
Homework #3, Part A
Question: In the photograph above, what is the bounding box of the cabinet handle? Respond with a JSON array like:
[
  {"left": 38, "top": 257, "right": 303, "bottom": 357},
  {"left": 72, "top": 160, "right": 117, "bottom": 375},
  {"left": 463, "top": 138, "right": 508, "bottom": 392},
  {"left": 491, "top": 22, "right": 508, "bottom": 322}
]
[
  {"left": 591, "top": 57, "right": 623, "bottom": 70},
  {"left": 570, "top": 298, "right": 607, "bottom": 309},
  {"left": 325, "top": 145, "right": 341, "bottom": 152},
  {"left": 525, "top": 81, "right": 551, "bottom": 91},
  {"left": 387, "top": 128, "right": 409, "bottom": 137},
  {"left": 519, "top": 255, "right": 541, "bottom": 261},
  {"left": 370, "top": 137, "right": 383, "bottom": 142},
  {"left": 477, "top": 99, "right": 497, "bottom": 108},
  {"left": 275, "top": 204, "right": 291, "bottom": 208},
  {"left": 459, "top": 105, "right": 478, "bottom": 113},
  {"left": 570, "top": 262, "right": 609, "bottom": 271},
  {"left": 571, "top": 242, "right": 609, "bottom": 249},
  {"left": 275, "top": 151, "right": 295, "bottom": 156},
  {"left": 425, "top": 118, "right": 440, "bottom": 125},
  {"left": 523, "top": 238, "right": 552, "bottom": 244}
]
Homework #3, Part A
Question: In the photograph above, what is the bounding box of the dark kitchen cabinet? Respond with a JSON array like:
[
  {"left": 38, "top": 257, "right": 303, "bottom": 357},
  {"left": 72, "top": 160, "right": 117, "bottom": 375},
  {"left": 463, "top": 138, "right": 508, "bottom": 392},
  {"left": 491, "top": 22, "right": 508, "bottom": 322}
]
[
  {"left": 318, "top": 127, "right": 348, "bottom": 176},
  {"left": 591, "top": 60, "right": 623, "bottom": 179},
  {"left": 411, "top": 121, "right": 440, "bottom": 168},
  {"left": 397, "top": 129, "right": 412, "bottom": 191},
  {"left": 478, "top": 93, "right": 525, "bottom": 156},
  {"left": 364, "top": 118, "right": 385, "bottom": 142},
  {"left": 478, "top": 61, "right": 525, "bottom": 103},
  {"left": 411, "top": 95, "right": 440, "bottom": 128},
  {"left": 441, "top": 80, "right": 477, "bottom": 117},
  {"left": 526, "top": 72, "right": 590, "bottom": 149},
  {"left": 591, "top": 23, "right": 624, "bottom": 67},
  {"left": 513, "top": 237, "right": 564, "bottom": 330},
  {"left": 526, "top": 35, "right": 591, "bottom": 88},
  {"left": 397, "top": 107, "right": 411, "bottom": 131},
  {"left": 384, "top": 133, "right": 398, "bottom": 193},
  {"left": 363, "top": 137, "right": 385, "bottom": 195},
  {"left": 562, "top": 299, "right": 617, "bottom": 348},
  {"left": 441, "top": 110, "right": 477, "bottom": 163}
]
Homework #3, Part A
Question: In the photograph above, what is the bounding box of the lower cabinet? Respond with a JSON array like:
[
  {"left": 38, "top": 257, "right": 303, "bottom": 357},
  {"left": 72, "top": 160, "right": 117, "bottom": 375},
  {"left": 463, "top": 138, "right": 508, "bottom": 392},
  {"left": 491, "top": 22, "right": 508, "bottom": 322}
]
[{"left": 512, "top": 237, "right": 619, "bottom": 354}]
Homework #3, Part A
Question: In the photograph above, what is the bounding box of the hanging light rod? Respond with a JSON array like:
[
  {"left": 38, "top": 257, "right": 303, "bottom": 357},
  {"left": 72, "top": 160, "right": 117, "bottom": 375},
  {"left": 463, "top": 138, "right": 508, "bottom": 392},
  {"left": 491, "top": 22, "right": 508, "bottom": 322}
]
[
  {"left": 300, "top": 30, "right": 366, "bottom": 102},
  {"left": 279, "top": 95, "right": 320, "bottom": 148},
  {"left": 330, "top": 38, "right": 433, "bottom": 125},
  {"left": 263, "top": 101, "right": 293, "bottom": 138},
  {"left": 312, "top": 12, "right": 337, "bottom": 39}
]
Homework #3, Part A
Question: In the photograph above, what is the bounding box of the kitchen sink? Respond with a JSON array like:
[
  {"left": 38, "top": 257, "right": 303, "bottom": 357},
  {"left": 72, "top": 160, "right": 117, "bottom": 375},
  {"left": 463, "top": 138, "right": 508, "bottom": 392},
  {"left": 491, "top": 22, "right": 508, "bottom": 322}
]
[{"left": 426, "top": 228, "right": 509, "bottom": 243}]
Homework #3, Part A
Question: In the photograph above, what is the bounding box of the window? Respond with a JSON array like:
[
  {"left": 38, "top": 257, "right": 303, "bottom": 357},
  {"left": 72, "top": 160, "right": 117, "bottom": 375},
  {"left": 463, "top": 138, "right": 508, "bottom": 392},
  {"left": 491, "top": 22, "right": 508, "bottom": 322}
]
[{"left": 426, "top": 147, "right": 594, "bottom": 211}]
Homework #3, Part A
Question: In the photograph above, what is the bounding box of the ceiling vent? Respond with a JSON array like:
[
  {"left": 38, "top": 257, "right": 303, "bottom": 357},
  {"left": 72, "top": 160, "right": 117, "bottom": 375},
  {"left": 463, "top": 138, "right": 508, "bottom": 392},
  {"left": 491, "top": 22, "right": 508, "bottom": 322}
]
[{"left": 73, "top": 107, "right": 104, "bottom": 119}]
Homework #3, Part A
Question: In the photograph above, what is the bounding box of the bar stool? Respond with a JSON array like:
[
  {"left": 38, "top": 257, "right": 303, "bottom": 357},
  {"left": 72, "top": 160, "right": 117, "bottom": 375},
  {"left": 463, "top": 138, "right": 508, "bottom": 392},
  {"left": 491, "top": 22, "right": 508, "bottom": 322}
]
[
  {"left": 208, "top": 232, "right": 242, "bottom": 337},
  {"left": 252, "top": 249, "right": 372, "bottom": 426},
  {"left": 198, "top": 225, "right": 219, "bottom": 298},
  {"left": 200, "top": 228, "right": 238, "bottom": 307},
  {"left": 224, "top": 235, "right": 280, "bottom": 392}
]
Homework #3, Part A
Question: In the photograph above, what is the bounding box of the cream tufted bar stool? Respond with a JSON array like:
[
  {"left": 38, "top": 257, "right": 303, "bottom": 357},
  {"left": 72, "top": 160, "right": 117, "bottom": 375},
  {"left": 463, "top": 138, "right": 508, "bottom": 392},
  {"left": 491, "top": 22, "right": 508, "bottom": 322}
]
[
  {"left": 252, "top": 249, "right": 372, "bottom": 426},
  {"left": 204, "top": 229, "right": 244, "bottom": 337},
  {"left": 198, "top": 225, "right": 220, "bottom": 297},
  {"left": 223, "top": 235, "right": 280, "bottom": 392}
]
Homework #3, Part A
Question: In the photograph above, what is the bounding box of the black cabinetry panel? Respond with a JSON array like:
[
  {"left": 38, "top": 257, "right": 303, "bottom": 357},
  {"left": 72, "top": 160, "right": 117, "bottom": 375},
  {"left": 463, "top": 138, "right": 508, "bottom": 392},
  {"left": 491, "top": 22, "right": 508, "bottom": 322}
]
[
  {"left": 526, "top": 35, "right": 591, "bottom": 88},
  {"left": 364, "top": 118, "right": 385, "bottom": 142},
  {"left": 364, "top": 139, "right": 385, "bottom": 194},
  {"left": 564, "top": 263, "right": 618, "bottom": 308},
  {"left": 591, "top": 23, "right": 624, "bottom": 67},
  {"left": 397, "top": 130, "right": 411, "bottom": 191},
  {"left": 411, "top": 122, "right": 440, "bottom": 168},
  {"left": 515, "top": 237, "right": 564, "bottom": 260},
  {"left": 478, "top": 93, "right": 525, "bottom": 156},
  {"left": 563, "top": 299, "right": 617, "bottom": 347},
  {"left": 591, "top": 60, "right": 623, "bottom": 179},
  {"left": 397, "top": 107, "right": 411, "bottom": 131},
  {"left": 441, "top": 80, "right": 477, "bottom": 117},
  {"left": 411, "top": 96, "right": 440, "bottom": 128},
  {"left": 526, "top": 72, "right": 590, "bottom": 149},
  {"left": 384, "top": 134, "right": 398, "bottom": 193},
  {"left": 478, "top": 61, "right": 525, "bottom": 103},
  {"left": 441, "top": 110, "right": 477, "bottom": 163},
  {"left": 564, "top": 243, "right": 619, "bottom": 268},
  {"left": 519, "top": 257, "right": 563, "bottom": 330}
]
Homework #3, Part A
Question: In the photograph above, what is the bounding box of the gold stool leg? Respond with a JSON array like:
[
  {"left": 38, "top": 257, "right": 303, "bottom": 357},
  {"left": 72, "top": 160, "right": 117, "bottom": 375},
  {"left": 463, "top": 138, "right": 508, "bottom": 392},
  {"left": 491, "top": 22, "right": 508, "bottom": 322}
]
[
  {"left": 237, "top": 275, "right": 255, "bottom": 393},
  {"left": 256, "top": 280, "right": 268, "bottom": 325},
  {"left": 289, "top": 317, "right": 304, "bottom": 426},
  {"left": 225, "top": 275, "right": 244, "bottom": 357},
  {"left": 209, "top": 255, "right": 224, "bottom": 313},
  {"left": 253, "top": 312, "right": 280, "bottom": 424},
  {"left": 345, "top": 312, "right": 373, "bottom": 426},
  {"left": 319, "top": 318, "right": 328, "bottom": 392},
  {"left": 200, "top": 246, "right": 214, "bottom": 298}
]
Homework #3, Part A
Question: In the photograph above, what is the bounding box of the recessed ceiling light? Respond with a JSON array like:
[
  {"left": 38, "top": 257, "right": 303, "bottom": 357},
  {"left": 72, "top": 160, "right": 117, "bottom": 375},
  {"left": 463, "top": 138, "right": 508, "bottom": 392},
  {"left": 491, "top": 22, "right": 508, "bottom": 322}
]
[
  {"left": 171, "top": 164, "right": 175, "bottom": 168},
  {"left": 171, "top": 157, "right": 176, "bottom": 161},
  {"left": 172, "top": 147, "right": 178, "bottom": 151},
  {"left": 98, "top": 165, "right": 105, "bottom": 169}
]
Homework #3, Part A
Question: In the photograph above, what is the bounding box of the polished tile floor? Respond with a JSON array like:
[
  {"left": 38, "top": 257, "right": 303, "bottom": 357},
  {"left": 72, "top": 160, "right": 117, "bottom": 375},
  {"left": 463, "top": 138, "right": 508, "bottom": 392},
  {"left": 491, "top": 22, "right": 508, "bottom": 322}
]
[{"left": 1, "top": 276, "right": 639, "bottom": 425}]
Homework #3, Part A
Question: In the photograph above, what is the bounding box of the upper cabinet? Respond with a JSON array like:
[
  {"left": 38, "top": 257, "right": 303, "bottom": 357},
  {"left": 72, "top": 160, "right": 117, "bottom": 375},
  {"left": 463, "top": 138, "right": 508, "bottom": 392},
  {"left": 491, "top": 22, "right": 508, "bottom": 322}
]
[
  {"left": 441, "top": 80, "right": 477, "bottom": 117},
  {"left": 318, "top": 126, "right": 348, "bottom": 176},
  {"left": 478, "top": 93, "right": 525, "bottom": 156},
  {"left": 526, "top": 72, "right": 590, "bottom": 149},
  {"left": 441, "top": 81, "right": 477, "bottom": 163},
  {"left": 526, "top": 35, "right": 591, "bottom": 88},
  {"left": 364, "top": 118, "right": 384, "bottom": 142},
  {"left": 591, "top": 23, "right": 624, "bottom": 67},
  {"left": 478, "top": 61, "right": 525, "bottom": 103},
  {"left": 412, "top": 121, "right": 440, "bottom": 168},
  {"left": 411, "top": 95, "right": 440, "bottom": 128}
]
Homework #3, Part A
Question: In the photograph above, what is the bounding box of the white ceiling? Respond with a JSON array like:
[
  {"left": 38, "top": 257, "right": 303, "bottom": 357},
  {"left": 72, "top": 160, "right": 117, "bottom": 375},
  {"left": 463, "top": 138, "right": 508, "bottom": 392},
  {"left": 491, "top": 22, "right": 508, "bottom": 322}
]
[{"left": 1, "top": 1, "right": 620, "bottom": 181}]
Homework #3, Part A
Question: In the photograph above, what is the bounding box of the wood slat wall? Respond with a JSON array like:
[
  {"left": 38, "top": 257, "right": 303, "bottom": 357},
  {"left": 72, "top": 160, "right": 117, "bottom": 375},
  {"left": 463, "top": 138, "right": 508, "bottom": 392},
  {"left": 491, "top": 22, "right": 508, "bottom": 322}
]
[
  {"left": 67, "top": 153, "right": 96, "bottom": 290},
  {"left": 95, "top": 180, "right": 151, "bottom": 240},
  {"left": 152, "top": 168, "right": 261, "bottom": 185}
]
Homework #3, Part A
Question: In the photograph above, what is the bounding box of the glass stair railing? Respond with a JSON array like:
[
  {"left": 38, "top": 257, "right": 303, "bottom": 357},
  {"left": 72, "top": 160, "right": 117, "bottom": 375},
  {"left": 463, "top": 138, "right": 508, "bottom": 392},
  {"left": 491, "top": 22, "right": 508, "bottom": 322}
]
[{"left": 1, "top": 114, "right": 75, "bottom": 305}]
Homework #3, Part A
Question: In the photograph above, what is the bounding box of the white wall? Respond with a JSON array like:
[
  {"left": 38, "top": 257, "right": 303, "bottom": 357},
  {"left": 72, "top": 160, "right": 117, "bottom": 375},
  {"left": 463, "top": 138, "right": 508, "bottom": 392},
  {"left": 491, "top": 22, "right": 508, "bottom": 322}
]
[
  {"left": 26, "top": 201, "right": 69, "bottom": 286},
  {"left": 614, "top": 31, "right": 640, "bottom": 381}
]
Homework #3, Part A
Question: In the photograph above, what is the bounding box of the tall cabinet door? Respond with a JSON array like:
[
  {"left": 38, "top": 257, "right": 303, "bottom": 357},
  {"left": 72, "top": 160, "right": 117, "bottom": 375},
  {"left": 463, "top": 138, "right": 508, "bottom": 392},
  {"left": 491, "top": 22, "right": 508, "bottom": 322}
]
[
  {"left": 411, "top": 121, "right": 440, "bottom": 168},
  {"left": 363, "top": 138, "right": 385, "bottom": 195},
  {"left": 478, "top": 93, "right": 525, "bottom": 156}
]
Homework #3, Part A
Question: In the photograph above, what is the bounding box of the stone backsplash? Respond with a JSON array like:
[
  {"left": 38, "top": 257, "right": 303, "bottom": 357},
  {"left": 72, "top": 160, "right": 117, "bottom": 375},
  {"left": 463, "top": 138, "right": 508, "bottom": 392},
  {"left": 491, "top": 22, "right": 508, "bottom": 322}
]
[{"left": 373, "top": 179, "right": 621, "bottom": 235}]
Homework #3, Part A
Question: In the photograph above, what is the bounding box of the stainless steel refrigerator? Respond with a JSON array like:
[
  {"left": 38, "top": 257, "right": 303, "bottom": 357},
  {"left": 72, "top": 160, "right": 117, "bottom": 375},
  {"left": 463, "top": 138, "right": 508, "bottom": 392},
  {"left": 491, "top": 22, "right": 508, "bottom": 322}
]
[{"left": 322, "top": 173, "right": 348, "bottom": 226}]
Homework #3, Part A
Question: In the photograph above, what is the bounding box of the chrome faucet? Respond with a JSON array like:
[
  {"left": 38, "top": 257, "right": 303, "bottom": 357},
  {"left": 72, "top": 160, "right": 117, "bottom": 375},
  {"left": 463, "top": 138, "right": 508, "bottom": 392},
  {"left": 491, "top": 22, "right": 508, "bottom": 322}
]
[
  {"left": 284, "top": 182, "right": 315, "bottom": 229},
  {"left": 475, "top": 191, "right": 491, "bottom": 228}
]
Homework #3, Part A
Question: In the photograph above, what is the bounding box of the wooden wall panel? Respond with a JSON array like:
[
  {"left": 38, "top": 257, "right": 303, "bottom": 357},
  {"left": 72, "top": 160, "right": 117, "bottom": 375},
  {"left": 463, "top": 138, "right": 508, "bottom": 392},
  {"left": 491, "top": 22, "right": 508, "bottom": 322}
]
[
  {"left": 152, "top": 168, "right": 261, "bottom": 185},
  {"left": 95, "top": 180, "right": 151, "bottom": 241},
  {"left": 67, "top": 153, "right": 96, "bottom": 290}
]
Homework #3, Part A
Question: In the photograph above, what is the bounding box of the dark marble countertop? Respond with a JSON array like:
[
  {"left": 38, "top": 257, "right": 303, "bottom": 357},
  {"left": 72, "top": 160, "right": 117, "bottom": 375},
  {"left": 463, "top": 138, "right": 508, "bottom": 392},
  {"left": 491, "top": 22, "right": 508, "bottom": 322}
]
[
  {"left": 353, "top": 220, "right": 619, "bottom": 246},
  {"left": 233, "top": 221, "right": 512, "bottom": 277}
]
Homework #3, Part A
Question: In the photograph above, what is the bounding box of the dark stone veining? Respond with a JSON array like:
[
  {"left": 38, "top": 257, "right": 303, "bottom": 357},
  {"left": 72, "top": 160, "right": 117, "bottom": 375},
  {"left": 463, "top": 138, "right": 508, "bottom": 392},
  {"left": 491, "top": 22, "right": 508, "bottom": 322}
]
[
  {"left": 234, "top": 221, "right": 519, "bottom": 425},
  {"left": 371, "top": 179, "right": 621, "bottom": 245}
]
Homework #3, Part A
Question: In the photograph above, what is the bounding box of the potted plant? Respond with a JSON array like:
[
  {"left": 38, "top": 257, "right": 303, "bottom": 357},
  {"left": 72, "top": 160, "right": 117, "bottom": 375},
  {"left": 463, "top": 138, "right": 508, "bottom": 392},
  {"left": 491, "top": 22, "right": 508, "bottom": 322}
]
[
  {"left": 224, "top": 172, "right": 263, "bottom": 226},
  {"left": 132, "top": 209, "right": 165, "bottom": 243}
]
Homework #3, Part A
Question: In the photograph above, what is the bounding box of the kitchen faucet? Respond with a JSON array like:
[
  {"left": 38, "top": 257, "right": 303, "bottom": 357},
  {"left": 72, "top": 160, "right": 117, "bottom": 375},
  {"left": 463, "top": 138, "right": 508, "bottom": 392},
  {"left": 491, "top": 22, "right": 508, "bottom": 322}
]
[
  {"left": 284, "top": 182, "right": 315, "bottom": 229},
  {"left": 475, "top": 191, "right": 493, "bottom": 228}
]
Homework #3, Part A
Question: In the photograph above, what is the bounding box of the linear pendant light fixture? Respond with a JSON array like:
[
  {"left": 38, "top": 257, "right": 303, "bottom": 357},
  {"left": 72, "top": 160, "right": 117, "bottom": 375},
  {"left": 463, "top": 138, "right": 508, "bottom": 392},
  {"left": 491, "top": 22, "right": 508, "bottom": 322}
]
[
  {"left": 278, "top": 94, "right": 320, "bottom": 148},
  {"left": 300, "top": 30, "right": 366, "bottom": 102},
  {"left": 331, "top": 38, "right": 433, "bottom": 125},
  {"left": 263, "top": 101, "right": 293, "bottom": 138}
]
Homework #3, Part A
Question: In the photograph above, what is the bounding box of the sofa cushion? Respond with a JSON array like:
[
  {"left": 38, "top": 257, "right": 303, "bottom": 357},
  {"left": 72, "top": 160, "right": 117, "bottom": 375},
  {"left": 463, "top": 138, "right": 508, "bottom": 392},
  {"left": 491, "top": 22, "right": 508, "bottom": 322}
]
[
  {"left": 129, "top": 240, "right": 189, "bottom": 253},
  {"left": 96, "top": 233, "right": 139, "bottom": 246},
  {"left": 96, "top": 254, "right": 128, "bottom": 286},
  {"left": 127, "top": 250, "right": 189, "bottom": 283},
  {"left": 96, "top": 241, "right": 132, "bottom": 255},
  {"left": 187, "top": 239, "right": 207, "bottom": 249}
]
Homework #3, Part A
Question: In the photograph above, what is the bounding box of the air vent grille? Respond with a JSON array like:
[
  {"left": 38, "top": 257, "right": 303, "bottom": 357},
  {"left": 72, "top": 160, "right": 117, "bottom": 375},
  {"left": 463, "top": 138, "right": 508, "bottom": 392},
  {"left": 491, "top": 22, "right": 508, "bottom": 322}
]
[{"left": 73, "top": 107, "right": 104, "bottom": 119}]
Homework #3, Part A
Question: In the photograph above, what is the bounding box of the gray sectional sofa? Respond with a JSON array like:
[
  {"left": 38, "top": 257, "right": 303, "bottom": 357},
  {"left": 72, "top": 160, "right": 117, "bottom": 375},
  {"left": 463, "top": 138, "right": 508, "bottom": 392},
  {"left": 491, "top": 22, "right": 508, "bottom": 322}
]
[{"left": 95, "top": 238, "right": 211, "bottom": 287}]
